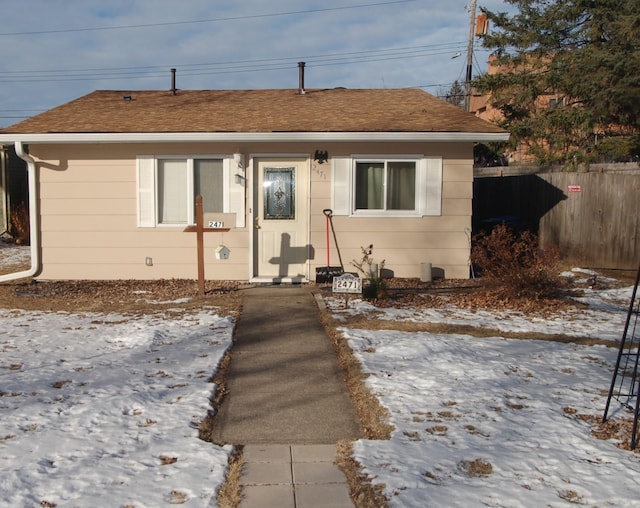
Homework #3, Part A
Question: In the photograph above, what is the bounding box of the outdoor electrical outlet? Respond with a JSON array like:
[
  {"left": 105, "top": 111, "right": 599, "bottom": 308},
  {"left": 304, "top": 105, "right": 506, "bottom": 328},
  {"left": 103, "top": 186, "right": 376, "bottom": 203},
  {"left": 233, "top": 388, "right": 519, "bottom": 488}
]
[{"left": 145, "top": 257, "right": 153, "bottom": 266}]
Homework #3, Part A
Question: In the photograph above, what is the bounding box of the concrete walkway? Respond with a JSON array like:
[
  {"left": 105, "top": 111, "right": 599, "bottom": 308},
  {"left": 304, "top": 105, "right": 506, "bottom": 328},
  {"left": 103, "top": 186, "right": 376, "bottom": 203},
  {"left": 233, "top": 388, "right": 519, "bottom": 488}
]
[
  {"left": 211, "top": 286, "right": 361, "bottom": 507},
  {"left": 241, "top": 444, "right": 351, "bottom": 508}
]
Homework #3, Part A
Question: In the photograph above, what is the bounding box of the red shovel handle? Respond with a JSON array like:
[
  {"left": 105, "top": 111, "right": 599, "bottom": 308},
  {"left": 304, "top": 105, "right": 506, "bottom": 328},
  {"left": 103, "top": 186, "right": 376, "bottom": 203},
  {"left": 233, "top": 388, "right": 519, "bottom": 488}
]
[
  {"left": 323, "top": 209, "right": 333, "bottom": 266},
  {"left": 324, "top": 211, "right": 331, "bottom": 266}
]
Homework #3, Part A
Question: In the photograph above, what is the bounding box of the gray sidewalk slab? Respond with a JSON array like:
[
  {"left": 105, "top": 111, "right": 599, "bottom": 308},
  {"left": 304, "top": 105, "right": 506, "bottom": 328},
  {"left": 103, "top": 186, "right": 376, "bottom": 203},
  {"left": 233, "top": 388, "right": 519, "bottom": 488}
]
[
  {"left": 240, "top": 444, "right": 353, "bottom": 508},
  {"left": 211, "top": 286, "right": 361, "bottom": 445}
]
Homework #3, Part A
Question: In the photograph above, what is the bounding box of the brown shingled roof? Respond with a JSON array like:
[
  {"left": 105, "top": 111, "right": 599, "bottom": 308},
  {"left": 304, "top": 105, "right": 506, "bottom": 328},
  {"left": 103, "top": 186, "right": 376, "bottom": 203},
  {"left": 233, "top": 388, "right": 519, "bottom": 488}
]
[{"left": 1, "top": 88, "right": 505, "bottom": 134}]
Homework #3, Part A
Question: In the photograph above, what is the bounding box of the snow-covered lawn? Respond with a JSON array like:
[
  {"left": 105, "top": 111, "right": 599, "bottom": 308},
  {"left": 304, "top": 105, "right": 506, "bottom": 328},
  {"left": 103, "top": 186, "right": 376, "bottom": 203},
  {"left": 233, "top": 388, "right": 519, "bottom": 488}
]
[
  {"left": 327, "top": 278, "right": 640, "bottom": 507},
  {"left": 0, "top": 308, "right": 234, "bottom": 507},
  {"left": 1, "top": 239, "right": 639, "bottom": 508}
]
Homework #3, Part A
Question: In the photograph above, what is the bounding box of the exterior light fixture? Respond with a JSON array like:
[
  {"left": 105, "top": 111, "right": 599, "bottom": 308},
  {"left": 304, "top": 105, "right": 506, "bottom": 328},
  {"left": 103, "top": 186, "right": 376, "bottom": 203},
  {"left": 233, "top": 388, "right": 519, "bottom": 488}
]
[
  {"left": 233, "top": 153, "right": 244, "bottom": 170},
  {"left": 233, "top": 153, "right": 246, "bottom": 185}
]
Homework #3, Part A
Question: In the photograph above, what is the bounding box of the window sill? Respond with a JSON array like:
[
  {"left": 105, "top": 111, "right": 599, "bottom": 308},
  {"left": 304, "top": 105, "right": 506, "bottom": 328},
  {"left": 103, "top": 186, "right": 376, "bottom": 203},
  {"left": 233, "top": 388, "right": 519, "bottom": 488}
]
[
  {"left": 350, "top": 211, "right": 422, "bottom": 218},
  {"left": 183, "top": 226, "right": 231, "bottom": 232}
]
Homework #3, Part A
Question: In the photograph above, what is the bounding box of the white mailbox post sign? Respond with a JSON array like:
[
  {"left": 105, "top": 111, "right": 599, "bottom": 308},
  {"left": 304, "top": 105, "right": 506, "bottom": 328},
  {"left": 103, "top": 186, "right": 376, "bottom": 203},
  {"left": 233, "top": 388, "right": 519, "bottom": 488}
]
[{"left": 332, "top": 273, "right": 362, "bottom": 294}]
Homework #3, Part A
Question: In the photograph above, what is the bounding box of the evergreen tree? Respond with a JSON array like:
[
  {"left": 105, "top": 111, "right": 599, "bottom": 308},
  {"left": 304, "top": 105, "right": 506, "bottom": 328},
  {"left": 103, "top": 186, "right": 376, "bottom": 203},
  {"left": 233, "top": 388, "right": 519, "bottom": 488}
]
[
  {"left": 474, "top": 0, "right": 640, "bottom": 164},
  {"left": 444, "top": 80, "right": 466, "bottom": 109}
]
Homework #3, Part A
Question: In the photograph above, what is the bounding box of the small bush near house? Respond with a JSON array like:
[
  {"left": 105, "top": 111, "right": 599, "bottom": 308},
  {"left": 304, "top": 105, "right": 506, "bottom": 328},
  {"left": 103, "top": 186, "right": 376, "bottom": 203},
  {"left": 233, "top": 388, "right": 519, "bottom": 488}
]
[
  {"left": 10, "top": 202, "right": 30, "bottom": 245},
  {"left": 352, "top": 245, "right": 388, "bottom": 300},
  {"left": 470, "top": 224, "right": 563, "bottom": 300}
]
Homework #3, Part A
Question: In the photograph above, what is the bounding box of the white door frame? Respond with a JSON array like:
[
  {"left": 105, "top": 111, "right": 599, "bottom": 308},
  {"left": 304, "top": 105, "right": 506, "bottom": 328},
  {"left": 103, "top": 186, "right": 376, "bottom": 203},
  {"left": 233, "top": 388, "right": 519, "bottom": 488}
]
[{"left": 248, "top": 154, "right": 311, "bottom": 283}]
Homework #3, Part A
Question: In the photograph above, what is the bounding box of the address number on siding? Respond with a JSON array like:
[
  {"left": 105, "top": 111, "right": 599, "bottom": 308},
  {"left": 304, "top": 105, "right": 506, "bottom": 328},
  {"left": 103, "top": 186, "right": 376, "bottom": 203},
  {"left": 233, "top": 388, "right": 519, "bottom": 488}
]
[{"left": 208, "top": 221, "right": 225, "bottom": 228}]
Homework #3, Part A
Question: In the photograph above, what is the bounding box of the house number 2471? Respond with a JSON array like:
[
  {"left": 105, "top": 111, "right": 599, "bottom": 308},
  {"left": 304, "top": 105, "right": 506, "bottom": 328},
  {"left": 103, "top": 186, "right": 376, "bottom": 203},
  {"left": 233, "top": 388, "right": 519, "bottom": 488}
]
[{"left": 332, "top": 274, "right": 362, "bottom": 294}]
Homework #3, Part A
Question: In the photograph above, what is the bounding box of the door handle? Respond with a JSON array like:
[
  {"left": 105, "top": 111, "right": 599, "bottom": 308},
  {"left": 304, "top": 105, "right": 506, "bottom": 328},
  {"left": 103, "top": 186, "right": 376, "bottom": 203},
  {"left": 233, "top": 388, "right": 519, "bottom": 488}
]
[{"left": 254, "top": 217, "right": 261, "bottom": 229}]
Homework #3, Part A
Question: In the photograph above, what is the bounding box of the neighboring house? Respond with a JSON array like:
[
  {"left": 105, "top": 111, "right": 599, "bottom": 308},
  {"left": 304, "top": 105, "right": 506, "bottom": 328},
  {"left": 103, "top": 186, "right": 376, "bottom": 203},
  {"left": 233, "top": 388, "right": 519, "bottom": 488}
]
[
  {"left": 469, "top": 56, "right": 584, "bottom": 164},
  {"left": 0, "top": 77, "right": 508, "bottom": 282}
]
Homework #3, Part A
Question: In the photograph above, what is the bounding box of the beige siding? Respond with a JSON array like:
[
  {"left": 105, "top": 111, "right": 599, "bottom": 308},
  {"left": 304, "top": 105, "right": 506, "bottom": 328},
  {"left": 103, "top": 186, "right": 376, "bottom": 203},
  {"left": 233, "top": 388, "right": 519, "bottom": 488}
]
[
  {"left": 33, "top": 144, "right": 249, "bottom": 280},
  {"left": 309, "top": 146, "right": 473, "bottom": 279},
  {"left": 30, "top": 141, "right": 473, "bottom": 281},
  {"left": 442, "top": 199, "right": 472, "bottom": 216}
]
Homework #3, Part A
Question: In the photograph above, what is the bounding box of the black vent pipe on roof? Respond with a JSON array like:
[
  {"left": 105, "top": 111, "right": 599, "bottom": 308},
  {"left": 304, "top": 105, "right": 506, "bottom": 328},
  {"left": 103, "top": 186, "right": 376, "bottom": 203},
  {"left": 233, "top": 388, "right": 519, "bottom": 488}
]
[
  {"left": 171, "top": 68, "right": 177, "bottom": 95},
  {"left": 298, "top": 62, "right": 306, "bottom": 95}
]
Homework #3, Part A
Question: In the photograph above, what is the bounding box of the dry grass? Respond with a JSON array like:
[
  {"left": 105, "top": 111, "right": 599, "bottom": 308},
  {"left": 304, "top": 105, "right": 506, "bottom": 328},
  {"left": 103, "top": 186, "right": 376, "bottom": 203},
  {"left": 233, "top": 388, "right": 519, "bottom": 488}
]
[
  {"left": 216, "top": 446, "right": 244, "bottom": 508},
  {"left": 458, "top": 458, "right": 493, "bottom": 477},
  {"left": 317, "top": 305, "right": 394, "bottom": 441},
  {"left": 0, "top": 261, "right": 30, "bottom": 276},
  {"left": 335, "top": 440, "right": 389, "bottom": 507},
  {"left": 568, "top": 409, "right": 640, "bottom": 452},
  {"left": 198, "top": 348, "right": 233, "bottom": 444},
  {"left": 0, "top": 279, "right": 243, "bottom": 316},
  {"left": 316, "top": 293, "right": 397, "bottom": 506},
  {"left": 337, "top": 315, "right": 617, "bottom": 346}
]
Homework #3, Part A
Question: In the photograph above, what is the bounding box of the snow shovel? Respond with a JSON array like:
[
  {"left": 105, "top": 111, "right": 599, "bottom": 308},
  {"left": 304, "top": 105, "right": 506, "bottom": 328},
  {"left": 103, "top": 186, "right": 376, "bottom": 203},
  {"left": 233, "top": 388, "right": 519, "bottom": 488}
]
[{"left": 315, "top": 209, "right": 344, "bottom": 283}]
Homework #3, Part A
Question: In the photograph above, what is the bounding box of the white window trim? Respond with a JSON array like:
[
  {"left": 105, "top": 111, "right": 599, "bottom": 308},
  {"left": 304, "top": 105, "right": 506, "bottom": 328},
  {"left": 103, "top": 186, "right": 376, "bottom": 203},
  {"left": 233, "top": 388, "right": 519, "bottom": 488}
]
[
  {"left": 339, "top": 154, "right": 441, "bottom": 218},
  {"left": 137, "top": 154, "right": 245, "bottom": 228}
]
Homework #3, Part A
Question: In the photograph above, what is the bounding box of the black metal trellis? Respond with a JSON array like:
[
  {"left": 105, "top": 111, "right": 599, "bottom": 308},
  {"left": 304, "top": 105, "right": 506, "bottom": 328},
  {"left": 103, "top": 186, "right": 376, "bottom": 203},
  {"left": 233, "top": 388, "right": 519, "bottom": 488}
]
[{"left": 603, "top": 261, "right": 640, "bottom": 449}]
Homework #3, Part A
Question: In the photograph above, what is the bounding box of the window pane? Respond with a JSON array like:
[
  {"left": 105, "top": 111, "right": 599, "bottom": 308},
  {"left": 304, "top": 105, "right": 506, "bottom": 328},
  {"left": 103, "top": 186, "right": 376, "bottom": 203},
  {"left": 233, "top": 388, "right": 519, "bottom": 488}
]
[
  {"left": 158, "top": 159, "right": 188, "bottom": 224},
  {"left": 355, "top": 162, "right": 384, "bottom": 209},
  {"left": 387, "top": 161, "right": 416, "bottom": 210},
  {"left": 194, "top": 159, "right": 223, "bottom": 213},
  {"left": 264, "top": 167, "right": 295, "bottom": 219}
]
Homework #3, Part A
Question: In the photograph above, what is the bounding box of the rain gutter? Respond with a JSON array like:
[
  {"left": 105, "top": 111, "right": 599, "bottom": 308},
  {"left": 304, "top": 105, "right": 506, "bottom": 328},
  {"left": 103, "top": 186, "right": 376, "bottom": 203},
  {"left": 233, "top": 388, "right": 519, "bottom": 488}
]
[
  {"left": 0, "top": 141, "right": 39, "bottom": 282},
  {"left": 0, "top": 131, "right": 510, "bottom": 144}
]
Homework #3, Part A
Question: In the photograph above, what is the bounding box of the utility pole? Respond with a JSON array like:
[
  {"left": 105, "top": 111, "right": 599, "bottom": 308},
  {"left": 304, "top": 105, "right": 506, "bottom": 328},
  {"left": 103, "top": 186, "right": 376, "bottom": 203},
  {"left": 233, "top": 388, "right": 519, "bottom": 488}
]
[{"left": 464, "top": 0, "right": 477, "bottom": 112}]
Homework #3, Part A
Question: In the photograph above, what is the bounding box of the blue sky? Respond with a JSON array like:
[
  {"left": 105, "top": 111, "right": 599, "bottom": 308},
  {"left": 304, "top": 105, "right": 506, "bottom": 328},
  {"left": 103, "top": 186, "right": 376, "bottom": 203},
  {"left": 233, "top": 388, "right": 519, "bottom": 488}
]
[{"left": 0, "top": 0, "right": 510, "bottom": 127}]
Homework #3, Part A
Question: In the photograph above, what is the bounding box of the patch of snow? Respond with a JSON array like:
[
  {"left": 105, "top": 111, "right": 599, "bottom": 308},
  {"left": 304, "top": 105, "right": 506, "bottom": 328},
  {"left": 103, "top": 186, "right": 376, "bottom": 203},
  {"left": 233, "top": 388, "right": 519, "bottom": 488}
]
[
  {"left": 326, "top": 289, "right": 632, "bottom": 341},
  {"left": 0, "top": 238, "right": 30, "bottom": 267},
  {"left": 0, "top": 309, "right": 234, "bottom": 507},
  {"left": 328, "top": 278, "right": 640, "bottom": 507},
  {"left": 3, "top": 258, "right": 640, "bottom": 507}
]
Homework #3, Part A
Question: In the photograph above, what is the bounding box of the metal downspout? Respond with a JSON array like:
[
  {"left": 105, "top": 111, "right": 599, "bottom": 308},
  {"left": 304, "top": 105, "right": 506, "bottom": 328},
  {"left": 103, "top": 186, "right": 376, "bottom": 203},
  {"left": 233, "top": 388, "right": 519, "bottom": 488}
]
[{"left": 0, "top": 141, "right": 39, "bottom": 281}]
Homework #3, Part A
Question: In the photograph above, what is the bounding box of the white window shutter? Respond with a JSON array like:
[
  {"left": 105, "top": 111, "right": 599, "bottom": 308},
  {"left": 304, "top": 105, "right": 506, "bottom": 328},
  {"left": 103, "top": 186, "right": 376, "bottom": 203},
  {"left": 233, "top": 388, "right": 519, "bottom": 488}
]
[
  {"left": 226, "top": 158, "right": 246, "bottom": 227},
  {"left": 137, "top": 155, "right": 156, "bottom": 227},
  {"left": 423, "top": 156, "right": 442, "bottom": 216},
  {"left": 332, "top": 156, "right": 351, "bottom": 215}
]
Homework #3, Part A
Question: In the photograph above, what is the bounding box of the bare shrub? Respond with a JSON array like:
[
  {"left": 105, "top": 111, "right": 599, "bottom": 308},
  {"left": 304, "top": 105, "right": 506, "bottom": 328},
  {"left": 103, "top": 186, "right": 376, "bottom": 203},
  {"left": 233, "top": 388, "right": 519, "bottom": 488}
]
[
  {"left": 352, "top": 245, "right": 388, "bottom": 300},
  {"left": 10, "top": 202, "right": 30, "bottom": 245},
  {"left": 470, "top": 224, "right": 564, "bottom": 300}
]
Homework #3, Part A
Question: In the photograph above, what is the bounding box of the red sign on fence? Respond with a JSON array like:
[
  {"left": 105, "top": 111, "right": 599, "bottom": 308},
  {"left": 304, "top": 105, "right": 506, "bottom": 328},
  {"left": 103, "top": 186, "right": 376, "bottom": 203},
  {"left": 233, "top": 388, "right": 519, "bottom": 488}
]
[{"left": 567, "top": 185, "right": 582, "bottom": 193}]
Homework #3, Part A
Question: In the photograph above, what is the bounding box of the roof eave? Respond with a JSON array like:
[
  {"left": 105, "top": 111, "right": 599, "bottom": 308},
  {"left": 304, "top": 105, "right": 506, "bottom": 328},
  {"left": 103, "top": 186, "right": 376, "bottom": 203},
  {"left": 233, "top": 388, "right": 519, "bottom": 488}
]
[{"left": 0, "top": 131, "right": 510, "bottom": 144}]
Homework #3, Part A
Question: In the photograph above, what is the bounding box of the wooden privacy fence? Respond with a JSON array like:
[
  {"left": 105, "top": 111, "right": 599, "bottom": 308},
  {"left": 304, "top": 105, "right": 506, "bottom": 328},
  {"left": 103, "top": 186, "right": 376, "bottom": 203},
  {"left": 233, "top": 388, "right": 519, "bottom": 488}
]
[{"left": 473, "top": 164, "right": 640, "bottom": 270}]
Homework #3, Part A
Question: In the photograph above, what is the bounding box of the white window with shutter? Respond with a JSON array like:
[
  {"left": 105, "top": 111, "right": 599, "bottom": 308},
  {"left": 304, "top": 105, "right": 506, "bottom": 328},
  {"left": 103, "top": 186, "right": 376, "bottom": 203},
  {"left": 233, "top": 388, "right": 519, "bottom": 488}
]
[
  {"left": 331, "top": 155, "right": 442, "bottom": 217},
  {"left": 136, "top": 155, "right": 245, "bottom": 228}
]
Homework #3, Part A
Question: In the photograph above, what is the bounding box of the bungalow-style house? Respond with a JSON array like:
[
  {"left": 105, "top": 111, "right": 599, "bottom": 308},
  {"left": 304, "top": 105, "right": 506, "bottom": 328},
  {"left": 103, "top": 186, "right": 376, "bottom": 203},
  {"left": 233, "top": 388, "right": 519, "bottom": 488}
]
[{"left": 0, "top": 69, "right": 508, "bottom": 283}]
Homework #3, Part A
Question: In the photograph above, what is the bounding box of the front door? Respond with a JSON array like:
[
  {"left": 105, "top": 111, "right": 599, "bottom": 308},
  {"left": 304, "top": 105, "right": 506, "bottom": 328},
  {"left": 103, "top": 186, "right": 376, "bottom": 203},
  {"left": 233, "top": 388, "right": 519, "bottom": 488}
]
[{"left": 253, "top": 158, "right": 310, "bottom": 281}]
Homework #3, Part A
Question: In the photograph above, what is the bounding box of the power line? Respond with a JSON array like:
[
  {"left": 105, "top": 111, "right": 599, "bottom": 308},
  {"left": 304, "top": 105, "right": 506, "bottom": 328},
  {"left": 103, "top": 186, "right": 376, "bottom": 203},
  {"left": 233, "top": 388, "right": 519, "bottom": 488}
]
[
  {"left": 1, "top": 42, "right": 464, "bottom": 76},
  {"left": 0, "top": 42, "right": 466, "bottom": 84},
  {"left": 0, "top": 1, "right": 416, "bottom": 36}
]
